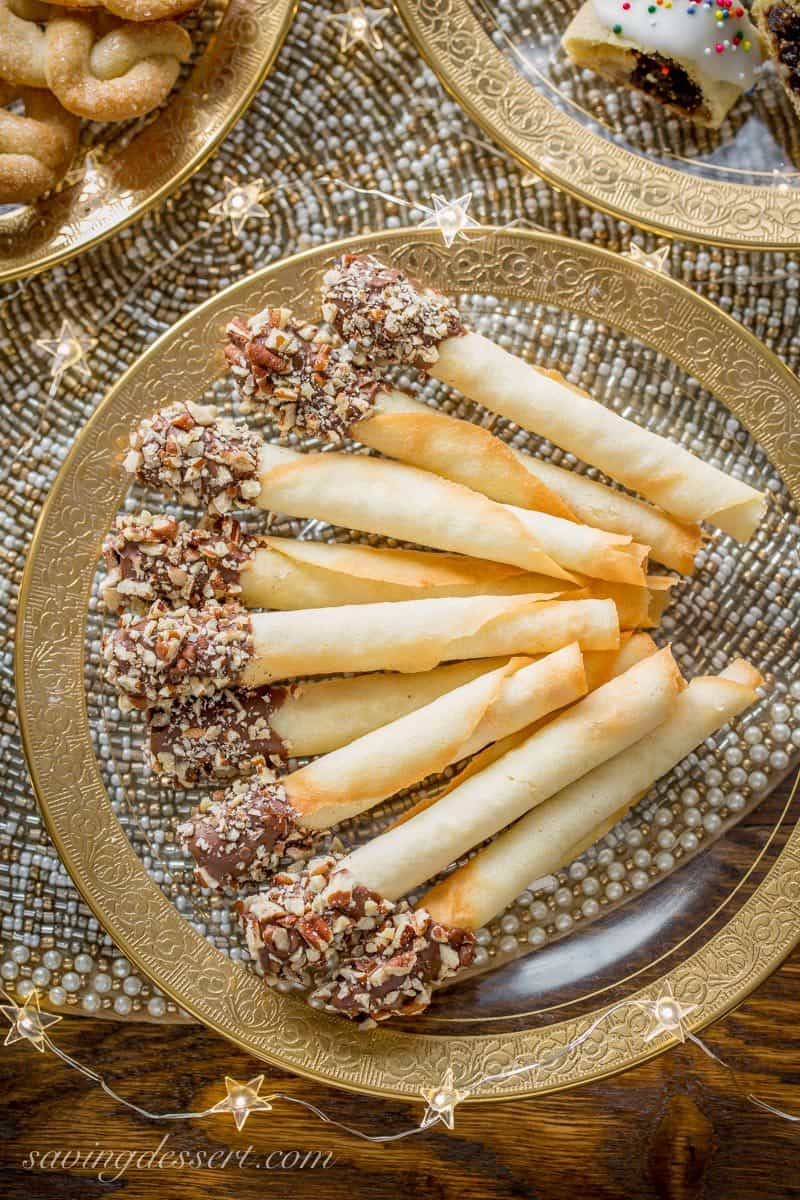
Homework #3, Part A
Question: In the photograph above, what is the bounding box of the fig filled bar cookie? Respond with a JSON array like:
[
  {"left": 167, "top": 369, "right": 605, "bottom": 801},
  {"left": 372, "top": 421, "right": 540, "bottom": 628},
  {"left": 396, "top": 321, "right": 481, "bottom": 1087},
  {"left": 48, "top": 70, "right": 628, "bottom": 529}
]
[
  {"left": 753, "top": 0, "right": 800, "bottom": 115},
  {"left": 563, "top": 0, "right": 764, "bottom": 127}
]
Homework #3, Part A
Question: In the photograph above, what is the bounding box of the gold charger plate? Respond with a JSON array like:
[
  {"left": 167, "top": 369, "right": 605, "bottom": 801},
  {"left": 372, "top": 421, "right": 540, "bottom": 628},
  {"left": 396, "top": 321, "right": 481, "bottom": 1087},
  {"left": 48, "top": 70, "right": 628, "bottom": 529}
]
[
  {"left": 0, "top": 0, "right": 296, "bottom": 286},
  {"left": 396, "top": 0, "right": 800, "bottom": 250},
  {"left": 16, "top": 228, "right": 800, "bottom": 1100}
]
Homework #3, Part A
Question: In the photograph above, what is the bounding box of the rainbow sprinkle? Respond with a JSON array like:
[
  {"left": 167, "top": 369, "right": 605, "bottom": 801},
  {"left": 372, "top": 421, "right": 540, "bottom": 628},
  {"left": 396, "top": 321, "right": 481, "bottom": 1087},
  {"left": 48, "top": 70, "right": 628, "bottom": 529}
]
[{"left": 605, "top": 0, "right": 758, "bottom": 60}]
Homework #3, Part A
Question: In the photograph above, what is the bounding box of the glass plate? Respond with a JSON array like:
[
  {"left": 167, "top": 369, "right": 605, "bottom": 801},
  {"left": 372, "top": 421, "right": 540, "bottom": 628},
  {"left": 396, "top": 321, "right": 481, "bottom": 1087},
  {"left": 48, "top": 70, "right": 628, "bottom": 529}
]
[
  {"left": 16, "top": 228, "right": 800, "bottom": 1099},
  {"left": 0, "top": 0, "right": 296, "bottom": 285},
  {"left": 396, "top": 0, "right": 800, "bottom": 248}
]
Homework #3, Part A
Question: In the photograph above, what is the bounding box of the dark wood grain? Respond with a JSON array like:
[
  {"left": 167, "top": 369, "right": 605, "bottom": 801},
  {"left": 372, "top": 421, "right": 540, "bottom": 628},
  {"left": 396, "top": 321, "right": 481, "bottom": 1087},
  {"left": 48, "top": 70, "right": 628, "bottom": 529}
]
[{"left": 2, "top": 781, "right": 799, "bottom": 1200}]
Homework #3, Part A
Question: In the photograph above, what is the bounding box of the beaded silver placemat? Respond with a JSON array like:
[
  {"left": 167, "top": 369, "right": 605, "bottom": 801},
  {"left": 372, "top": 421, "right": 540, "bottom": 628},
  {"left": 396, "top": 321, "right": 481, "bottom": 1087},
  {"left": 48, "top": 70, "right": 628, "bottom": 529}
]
[{"left": 1, "top": 0, "right": 799, "bottom": 1023}]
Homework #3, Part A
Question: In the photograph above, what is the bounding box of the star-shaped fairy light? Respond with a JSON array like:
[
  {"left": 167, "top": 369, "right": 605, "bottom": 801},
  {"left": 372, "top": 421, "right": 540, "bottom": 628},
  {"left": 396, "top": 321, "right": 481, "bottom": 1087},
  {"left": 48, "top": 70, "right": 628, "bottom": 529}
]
[
  {"left": 420, "top": 1067, "right": 469, "bottom": 1130},
  {"left": 1, "top": 989, "right": 62, "bottom": 1053},
  {"left": 641, "top": 982, "right": 697, "bottom": 1044},
  {"left": 210, "top": 1075, "right": 274, "bottom": 1130},
  {"left": 419, "top": 192, "right": 481, "bottom": 248},
  {"left": 625, "top": 241, "right": 671, "bottom": 274},
  {"left": 209, "top": 177, "right": 270, "bottom": 237},
  {"left": 330, "top": 4, "right": 390, "bottom": 52},
  {"left": 35, "top": 319, "right": 94, "bottom": 393}
]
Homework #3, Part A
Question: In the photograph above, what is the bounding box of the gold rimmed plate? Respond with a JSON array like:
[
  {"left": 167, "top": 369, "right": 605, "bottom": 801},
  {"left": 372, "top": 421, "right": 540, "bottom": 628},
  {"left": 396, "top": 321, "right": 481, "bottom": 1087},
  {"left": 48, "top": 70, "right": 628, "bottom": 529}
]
[
  {"left": 396, "top": 0, "right": 800, "bottom": 249},
  {"left": 16, "top": 228, "right": 800, "bottom": 1099},
  {"left": 0, "top": 0, "right": 296, "bottom": 285}
]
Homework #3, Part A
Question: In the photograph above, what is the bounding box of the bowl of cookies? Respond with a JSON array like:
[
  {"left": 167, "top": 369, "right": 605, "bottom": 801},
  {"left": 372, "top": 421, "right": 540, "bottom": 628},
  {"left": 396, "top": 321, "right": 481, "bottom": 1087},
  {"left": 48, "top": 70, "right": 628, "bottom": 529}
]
[{"left": 0, "top": 0, "right": 295, "bottom": 283}]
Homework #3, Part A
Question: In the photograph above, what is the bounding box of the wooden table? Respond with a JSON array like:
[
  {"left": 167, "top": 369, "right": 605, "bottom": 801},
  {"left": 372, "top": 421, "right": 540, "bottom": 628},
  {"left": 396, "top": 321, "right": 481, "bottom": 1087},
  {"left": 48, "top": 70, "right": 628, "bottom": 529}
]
[{"left": 2, "top": 781, "right": 799, "bottom": 1200}]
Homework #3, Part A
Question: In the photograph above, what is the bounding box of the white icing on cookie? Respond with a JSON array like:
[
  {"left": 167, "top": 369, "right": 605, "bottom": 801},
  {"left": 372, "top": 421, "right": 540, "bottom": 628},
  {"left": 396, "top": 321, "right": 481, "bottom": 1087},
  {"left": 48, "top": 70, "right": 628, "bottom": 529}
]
[{"left": 592, "top": 0, "right": 763, "bottom": 89}]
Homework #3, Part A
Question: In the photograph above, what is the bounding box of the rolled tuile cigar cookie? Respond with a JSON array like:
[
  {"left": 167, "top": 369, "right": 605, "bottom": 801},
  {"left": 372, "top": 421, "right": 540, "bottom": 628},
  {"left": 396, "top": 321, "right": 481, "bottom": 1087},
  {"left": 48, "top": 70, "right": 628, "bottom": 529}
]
[
  {"left": 147, "top": 659, "right": 510, "bottom": 787},
  {"left": 103, "top": 509, "right": 672, "bottom": 622},
  {"left": 311, "top": 636, "right": 664, "bottom": 1024},
  {"left": 226, "top": 315, "right": 652, "bottom": 587},
  {"left": 181, "top": 647, "right": 587, "bottom": 888},
  {"left": 329, "top": 646, "right": 683, "bottom": 904},
  {"left": 123, "top": 402, "right": 652, "bottom": 585},
  {"left": 506, "top": 454, "right": 701, "bottom": 575},
  {"left": 389, "top": 632, "right": 659, "bottom": 830},
  {"left": 241, "top": 646, "right": 678, "bottom": 1004},
  {"left": 103, "top": 593, "right": 619, "bottom": 708},
  {"left": 420, "top": 660, "right": 764, "bottom": 931},
  {"left": 320, "top": 255, "right": 766, "bottom": 542},
  {"left": 225, "top": 306, "right": 574, "bottom": 520},
  {"left": 237, "top": 854, "right": 475, "bottom": 998},
  {"left": 226, "top": 304, "right": 700, "bottom": 574},
  {"left": 123, "top": 401, "right": 572, "bottom": 581}
]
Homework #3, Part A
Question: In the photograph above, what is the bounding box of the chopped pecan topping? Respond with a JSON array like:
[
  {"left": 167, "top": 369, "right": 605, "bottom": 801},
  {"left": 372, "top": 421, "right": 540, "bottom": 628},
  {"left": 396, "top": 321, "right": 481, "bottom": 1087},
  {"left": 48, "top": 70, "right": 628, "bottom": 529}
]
[
  {"left": 103, "top": 599, "right": 253, "bottom": 710},
  {"left": 311, "top": 908, "right": 475, "bottom": 1027},
  {"left": 123, "top": 401, "right": 263, "bottom": 513},
  {"left": 179, "top": 775, "right": 314, "bottom": 889},
  {"left": 102, "top": 510, "right": 258, "bottom": 613},
  {"left": 237, "top": 856, "right": 394, "bottom": 987},
  {"left": 225, "top": 307, "right": 378, "bottom": 442},
  {"left": 320, "top": 254, "right": 466, "bottom": 368},
  {"left": 148, "top": 685, "right": 290, "bottom": 787}
]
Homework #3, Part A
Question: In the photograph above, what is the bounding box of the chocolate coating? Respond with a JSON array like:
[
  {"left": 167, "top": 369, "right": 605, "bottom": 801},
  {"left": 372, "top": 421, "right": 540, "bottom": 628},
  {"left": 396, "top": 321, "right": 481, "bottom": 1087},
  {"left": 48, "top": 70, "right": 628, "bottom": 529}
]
[
  {"left": 320, "top": 254, "right": 465, "bottom": 368},
  {"left": 312, "top": 908, "right": 475, "bottom": 1026},
  {"left": 103, "top": 600, "right": 253, "bottom": 709},
  {"left": 148, "top": 685, "right": 289, "bottom": 787},
  {"left": 179, "top": 776, "right": 314, "bottom": 889},
  {"left": 237, "top": 856, "right": 394, "bottom": 987},
  {"left": 103, "top": 511, "right": 257, "bottom": 612},
  {"left": 123, "top": 401, "right": 263, "bottom": 514},
  {"left": 226, "top": 308, "right": 378, "bottom": 441}
]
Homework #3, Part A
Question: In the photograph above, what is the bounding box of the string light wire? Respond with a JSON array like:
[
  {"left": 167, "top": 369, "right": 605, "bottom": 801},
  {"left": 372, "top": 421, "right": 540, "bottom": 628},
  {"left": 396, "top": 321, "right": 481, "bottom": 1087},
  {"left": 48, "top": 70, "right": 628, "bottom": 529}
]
[{"left": 3, "top": 983, "right": 800, "bottom": 1138}]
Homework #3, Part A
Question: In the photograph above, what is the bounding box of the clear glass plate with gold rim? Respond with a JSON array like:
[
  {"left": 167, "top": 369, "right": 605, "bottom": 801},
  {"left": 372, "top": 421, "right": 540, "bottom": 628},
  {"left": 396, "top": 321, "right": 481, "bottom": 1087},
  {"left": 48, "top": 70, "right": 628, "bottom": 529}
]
[
  {"left": 396, "top": 0, "right": 800, "bottom": 249},
  {"left": 16, "top": 228, "right": 800, "bottom": 1099}
]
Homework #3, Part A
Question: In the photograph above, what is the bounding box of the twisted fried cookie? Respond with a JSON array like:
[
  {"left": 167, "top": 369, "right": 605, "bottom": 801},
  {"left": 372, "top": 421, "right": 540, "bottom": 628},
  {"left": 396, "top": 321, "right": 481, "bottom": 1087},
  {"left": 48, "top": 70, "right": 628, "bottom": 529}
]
[
  {"left": 45, "top": 12, "right": 192, "bottom": 120},
  {"left": 0, "top": 83, "right": 79, "bottom": 202},
  {"left": 56, "top": 0, "right": 198, "bottom": 21}
]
